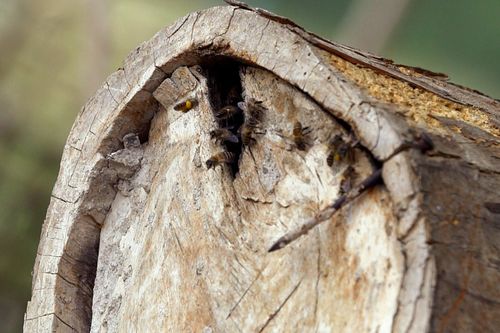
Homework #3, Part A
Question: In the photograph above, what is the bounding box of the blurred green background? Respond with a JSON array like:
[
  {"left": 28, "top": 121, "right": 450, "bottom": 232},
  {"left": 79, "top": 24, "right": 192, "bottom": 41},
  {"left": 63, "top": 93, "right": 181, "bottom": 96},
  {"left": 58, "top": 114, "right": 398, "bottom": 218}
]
[{"left": 0, "top": 0, "right": 498, "bottom": 331}]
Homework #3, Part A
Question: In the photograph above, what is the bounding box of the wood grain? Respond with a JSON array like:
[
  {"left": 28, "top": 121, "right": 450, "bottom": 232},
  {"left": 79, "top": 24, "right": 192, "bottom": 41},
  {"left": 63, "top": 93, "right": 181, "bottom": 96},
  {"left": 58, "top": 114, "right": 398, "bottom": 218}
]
[{"left": 24, "top": 3, "right": 500, "bottom": 332}]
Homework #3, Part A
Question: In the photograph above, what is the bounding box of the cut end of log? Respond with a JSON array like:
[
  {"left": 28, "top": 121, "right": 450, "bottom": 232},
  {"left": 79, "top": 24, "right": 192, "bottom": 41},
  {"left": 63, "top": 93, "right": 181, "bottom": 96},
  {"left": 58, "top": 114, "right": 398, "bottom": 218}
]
[{"left": 24, "top": 2, "right": 500, "bottom": 332}]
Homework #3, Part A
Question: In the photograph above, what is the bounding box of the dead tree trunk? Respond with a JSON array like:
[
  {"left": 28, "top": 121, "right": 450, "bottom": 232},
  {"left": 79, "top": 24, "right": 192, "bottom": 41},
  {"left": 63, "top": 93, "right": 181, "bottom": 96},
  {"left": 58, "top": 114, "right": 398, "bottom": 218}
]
[{"left": 24, "top": 2, "right": 500, "bottom": 332}]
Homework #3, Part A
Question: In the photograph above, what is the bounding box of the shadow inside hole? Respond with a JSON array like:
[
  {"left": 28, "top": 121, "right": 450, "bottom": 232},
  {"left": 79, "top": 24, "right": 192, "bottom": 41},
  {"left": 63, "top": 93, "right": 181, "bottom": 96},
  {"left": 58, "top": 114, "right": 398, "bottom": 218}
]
[{"left": 203, "top": 57, "right": 245, "bottom": 177}]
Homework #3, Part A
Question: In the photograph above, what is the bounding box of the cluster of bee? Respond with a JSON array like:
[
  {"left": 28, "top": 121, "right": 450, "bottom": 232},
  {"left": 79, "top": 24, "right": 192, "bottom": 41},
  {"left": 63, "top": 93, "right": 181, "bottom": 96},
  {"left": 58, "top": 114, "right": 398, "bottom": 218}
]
[
  {"left": 206, "top": 99, "right": 265, "bottom": 170},
  {"left": 174, "top": 95, "right": 359, "bottom": 188},
  {"left": 289, "top": 120, "right": 357, "bottom": 180},
  {"left": 287, "top": 123, "right": 358, "bottom": 194}
]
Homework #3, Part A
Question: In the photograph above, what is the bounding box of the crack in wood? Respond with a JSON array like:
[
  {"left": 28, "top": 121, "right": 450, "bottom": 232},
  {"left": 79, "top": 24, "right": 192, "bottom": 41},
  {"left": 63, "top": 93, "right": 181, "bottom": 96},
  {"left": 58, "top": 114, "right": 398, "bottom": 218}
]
[
  {"left": 70, "top": 145, "right": 82, "bottom": 152},
  {"left": 256, "top": 20, "right": 271, "bottom": 51},
  {"left": 171, "top": 224, "right": 184, "bottom": 253},
  {"left": 25, "top": 312, "right": 75, "bottom": 331},
  {"left": 168, "top": 14, "right": 190, "bottom": 40},
  {"left": 226, "top": 270, "right": 262, "bottom": 319},
  {"left": 405, "top": 254, "right": 431, "bottom": 332},
  {"left": 314, "top": 229, "right": 321, "bottom": 325},
  {"left": 53, "top": 313, "right": 75, "bottom": 331},
  {"left": 43, "top": 271, "right": 92, "bottom": 298},
  {"left": 301, "top": 60, "right": 321, "bottom": 91},
  {"left": 50, "top": 194, "right": 78, "bottom": 204},
  {"left": 189, "top": 12, "right": 201, "bottom": 43},
  {"left": 217, "top": 7, "right": 236, "bottom": 39},
  {"left": 390, "top": 244, "right": 407, "bottom": 333},
  {"left": 213, "top": 223, "right": 233, "bottom": 246},
  {"left": 258, "top": 279, "right": 302, "bottom": 332}
]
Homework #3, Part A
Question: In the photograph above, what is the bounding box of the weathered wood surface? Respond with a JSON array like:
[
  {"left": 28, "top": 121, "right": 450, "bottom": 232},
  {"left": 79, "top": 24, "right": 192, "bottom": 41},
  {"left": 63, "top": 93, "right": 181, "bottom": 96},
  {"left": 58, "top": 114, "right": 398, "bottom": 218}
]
[{"left": 24, "top": 2, "right": 500, "bottom": 332}]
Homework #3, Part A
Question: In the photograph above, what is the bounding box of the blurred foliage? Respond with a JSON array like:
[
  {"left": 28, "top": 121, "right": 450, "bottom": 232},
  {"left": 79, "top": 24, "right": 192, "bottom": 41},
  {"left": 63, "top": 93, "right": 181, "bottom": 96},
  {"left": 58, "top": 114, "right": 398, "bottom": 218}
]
[{"left": 0, "top": 0, "right": 498, "bottom": 331}]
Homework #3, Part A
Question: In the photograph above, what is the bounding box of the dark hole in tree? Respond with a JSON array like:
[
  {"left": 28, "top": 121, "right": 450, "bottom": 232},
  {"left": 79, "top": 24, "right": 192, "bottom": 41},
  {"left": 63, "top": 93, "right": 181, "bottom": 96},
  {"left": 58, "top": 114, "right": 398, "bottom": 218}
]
[{"left": 202, "top": 57, "right": 244, "bottom": 177}]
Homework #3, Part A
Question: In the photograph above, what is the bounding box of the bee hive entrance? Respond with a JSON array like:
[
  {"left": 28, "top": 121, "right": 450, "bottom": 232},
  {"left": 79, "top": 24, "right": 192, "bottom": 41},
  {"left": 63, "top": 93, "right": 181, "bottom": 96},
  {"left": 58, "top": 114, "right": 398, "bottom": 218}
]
[{"left": 204, "top": 58, "right": 245, "bottom": 176}]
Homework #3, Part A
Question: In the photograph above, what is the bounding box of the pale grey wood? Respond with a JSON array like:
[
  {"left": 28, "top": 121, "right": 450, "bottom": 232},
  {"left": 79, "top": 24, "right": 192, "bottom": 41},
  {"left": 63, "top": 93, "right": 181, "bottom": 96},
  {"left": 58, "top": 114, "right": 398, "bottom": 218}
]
[{"left": 24, "top": 3, "right": 500, "bottom": 332}]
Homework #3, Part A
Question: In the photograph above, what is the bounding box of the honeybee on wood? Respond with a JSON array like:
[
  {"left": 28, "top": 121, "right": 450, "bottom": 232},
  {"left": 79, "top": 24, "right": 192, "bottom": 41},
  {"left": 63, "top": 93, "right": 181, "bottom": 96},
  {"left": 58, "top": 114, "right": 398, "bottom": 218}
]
[
  {"left": 240, "top": 115, "right": 264, "bottom": 146},
  {"left": 242, "top": 99, "right": 265, "bottom": 121},
  {"left": 206, "top": 152, "right": 236, "bottom": 169},
  {"left": 239, "top": 99, "right": 266, "bottom": 146},
  {"left": 292, "top": 121, "right": 312, "bottom": 151},
  {"left": 210, "top": 128, "right": 239, "bottom": 144},
  {"left": 174, "top": 98, "right": 198, "bottom": 112},
  {"left": 326, "top": 135, "right": 354, "bottom": 167},
  {"left": 214, "top": 105, "right": 241, "bottom": 121},
  {"left": 240, "top": 125, "right": 255, "bottom": 146},
  {"left": 326, "top": 135, "right": 342, "bottom": 166},
  {"left": 339, "top": 165, "right": 355, "bottom": 194}
]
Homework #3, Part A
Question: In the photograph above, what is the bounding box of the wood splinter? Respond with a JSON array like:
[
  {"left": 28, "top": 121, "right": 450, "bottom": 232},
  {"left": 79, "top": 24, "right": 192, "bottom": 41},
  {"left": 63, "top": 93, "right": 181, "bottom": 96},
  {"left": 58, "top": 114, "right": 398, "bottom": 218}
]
[{"left": 268, "top": 168, "right": 383, "bottom": 252}]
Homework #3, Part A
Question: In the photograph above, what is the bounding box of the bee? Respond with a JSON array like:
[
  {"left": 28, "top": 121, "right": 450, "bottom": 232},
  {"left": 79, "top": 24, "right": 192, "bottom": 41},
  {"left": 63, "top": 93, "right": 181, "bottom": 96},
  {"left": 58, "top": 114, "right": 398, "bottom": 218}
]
[
  {"left": 240, "top": 114, "right": 263, "bottom": 146},
  {"left": 292, "top": 121, "right": 312, "bottom": 151},
  {"left": 214, "top": 105, "right": 241, "bottom": 121},
  {"left": 174, "top": 98, "right": 198, "bottom": 112},
  {"left": 240, "top": 124, "right": 255, "bottom": 146},
  {"left": 240, "top": 99, "right": 266, "bottom": 146},
  {"left": 210, "top": 128, "right": 239, "bottom": 144},
  {"left": 326, "top": 135, "right": 354, "bottom": 167},
  {"left": 326, "top": 135, "right": 343, "bottom": 166},
  {"left": 243, "top": 99, "right": 265, "bottom": 120},
  {"left": 206, "top": 151, "right": 236, "bottom": 169},
  {"left": 339, "top": 165, "right": 355, "bottom": 194}
]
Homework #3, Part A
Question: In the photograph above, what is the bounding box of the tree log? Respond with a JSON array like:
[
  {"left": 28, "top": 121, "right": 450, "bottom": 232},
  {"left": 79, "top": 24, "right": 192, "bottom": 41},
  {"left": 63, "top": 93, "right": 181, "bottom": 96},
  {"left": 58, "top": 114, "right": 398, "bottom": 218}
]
[{"left": 24, "top": 2, "right": 500, "bottom": 332}]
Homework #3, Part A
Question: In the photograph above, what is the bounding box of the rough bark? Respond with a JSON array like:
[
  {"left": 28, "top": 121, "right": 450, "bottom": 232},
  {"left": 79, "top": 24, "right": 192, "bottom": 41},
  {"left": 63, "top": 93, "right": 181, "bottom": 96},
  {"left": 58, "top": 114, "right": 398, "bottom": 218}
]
[{"left": 24, "top": 2, "right": 500, "bottom": 332}]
